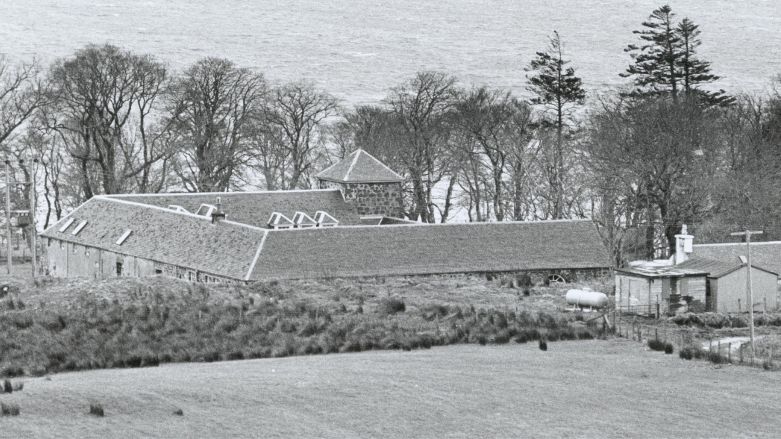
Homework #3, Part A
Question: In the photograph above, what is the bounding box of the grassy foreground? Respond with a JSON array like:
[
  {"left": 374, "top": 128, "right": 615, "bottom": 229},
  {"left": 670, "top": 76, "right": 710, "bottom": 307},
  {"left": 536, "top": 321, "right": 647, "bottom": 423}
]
[
  {"left": 1, "top": 340, "right": 780, "bottom": 438},
  {"left": 0, "top": 276, "right": 602, "bottom": 376}
]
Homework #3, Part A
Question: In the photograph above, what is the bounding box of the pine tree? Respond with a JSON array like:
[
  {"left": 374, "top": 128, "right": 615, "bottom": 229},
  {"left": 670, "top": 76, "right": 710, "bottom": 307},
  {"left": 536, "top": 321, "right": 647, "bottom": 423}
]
[
  {"left": 621, "top": 5, "right": 682, "bottom": 99},
  {"left": 622, "top": 5, "right": 733, "bottom": 106},
  {"left": 525, "top": 31, "right": 585, "bottom": 219},
  {"left": 676, "top": 18, "right": 734, "bottom": 106}
]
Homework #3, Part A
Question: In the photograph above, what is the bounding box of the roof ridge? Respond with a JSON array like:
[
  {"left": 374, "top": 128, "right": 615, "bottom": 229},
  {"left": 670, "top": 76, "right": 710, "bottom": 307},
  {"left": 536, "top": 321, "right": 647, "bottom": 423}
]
[
  {"left": 694, "top": 241, "right": 781, "bottom": 247},
  {"left": 264, "top": 218, "right": 596, "bottom": 232},
  {"left": 106, "top": 188, "right": 341, "bottom": 198},
  {"left": 342, "top": 149, "right": 363, "bottom": 181},
  {"left": 356, "top": 148, "right": 405, "bottom": 181}
]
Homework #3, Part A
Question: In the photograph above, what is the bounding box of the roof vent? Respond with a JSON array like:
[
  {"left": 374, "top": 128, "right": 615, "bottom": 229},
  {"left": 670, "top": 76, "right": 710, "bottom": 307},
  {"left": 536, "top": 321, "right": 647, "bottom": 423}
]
[
  {"left": 314, "top": 211, "right": 339, "bottom": 227},
  {"left": 116, "top": 229, "right": 132, "bottom": 245},
  {"left": 168, "top": 204, "right": 189, "bottom": 213},
  {"left": 58, "top": 218, "right": 75, "bottom": 232},
  {"left": 267, "top": 212, "right": 294, "bottom": 229},
  {"left": 211, "top": 197, "right": 226, "bottom": 224},
  {"left": 292, "top": 211, "right": 317, "bottom": 228},
  {"left": 71, "top": 220, "right": 88, "bottom": 235}
]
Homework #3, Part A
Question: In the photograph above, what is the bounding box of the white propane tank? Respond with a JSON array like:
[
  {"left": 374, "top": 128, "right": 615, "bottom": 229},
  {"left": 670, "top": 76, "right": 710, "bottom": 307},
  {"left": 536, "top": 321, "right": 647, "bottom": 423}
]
[{"left": 565, "top": 289, "right": 608, "bottom": 309}]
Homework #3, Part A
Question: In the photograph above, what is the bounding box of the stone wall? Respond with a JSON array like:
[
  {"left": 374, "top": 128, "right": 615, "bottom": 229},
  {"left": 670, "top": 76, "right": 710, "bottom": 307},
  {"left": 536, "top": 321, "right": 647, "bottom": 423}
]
[
  {"left": 44, "top": 238, "right": 237, "bottom": 284},
  {"left": 319, "top": 180, "right": 404, "bottom": 218}
]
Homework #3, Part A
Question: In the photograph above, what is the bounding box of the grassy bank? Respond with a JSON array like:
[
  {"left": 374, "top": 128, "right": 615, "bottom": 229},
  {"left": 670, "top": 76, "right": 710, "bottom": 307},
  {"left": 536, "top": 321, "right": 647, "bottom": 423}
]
[{"left": 0, "top": 276, "right": 604, "bottom": 376}]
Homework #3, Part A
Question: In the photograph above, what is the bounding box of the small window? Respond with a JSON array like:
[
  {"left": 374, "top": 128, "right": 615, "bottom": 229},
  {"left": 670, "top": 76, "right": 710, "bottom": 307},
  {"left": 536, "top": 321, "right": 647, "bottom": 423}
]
[
  {"left": 155, "top": 269, "right": 163, "bottom": 275},
  {"left": 72, "top": 220, "right": 88, "bottom": 235},
  {"left": 58, "top": 218, "right": 75, "bottom": 232},
  {"left": 116, "top": 262, "right": 123, "bottom": 276},
  {"left": 116, "top": 229, "right": 132, "bottom": 245}
]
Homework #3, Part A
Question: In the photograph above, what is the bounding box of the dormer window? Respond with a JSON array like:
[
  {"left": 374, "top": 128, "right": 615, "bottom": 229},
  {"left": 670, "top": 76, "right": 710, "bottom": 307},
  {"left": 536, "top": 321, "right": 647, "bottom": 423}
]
[
  {"left": 116, "top": 229, "right": 132, "bottom": 245},
  {"left": 314, "top": 211, "right": 339, "bottom": 227},
  {"left": 196, "top": 204, "right": 217, "bottom": 217},
  {"left": 58, "top": 218, "right": 75, "bottom": 232},
  {"left": 168, "top": 205, "right": 189, "bottom": 213},
  {"left": 292, "top": 211, "right": 317, "bottom": 228},
  {"left": 267, "top": 212, "right": 294, "bottom": 230},
  {"left": 72, "top": 220, "right": 88, "bottom": 235}
]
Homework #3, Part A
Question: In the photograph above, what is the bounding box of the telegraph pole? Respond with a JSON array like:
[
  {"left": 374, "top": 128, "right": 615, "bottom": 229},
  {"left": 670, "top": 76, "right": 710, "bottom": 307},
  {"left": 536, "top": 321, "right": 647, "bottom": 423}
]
[
  {"left": 4, "top": 159, "right": 11, "bottom": 275},
  {"left": 730, "top": 229, "right": 763, "bottom": 363},
  {"left": 20, "top": 158, "right": 38, "bottom": 279}
]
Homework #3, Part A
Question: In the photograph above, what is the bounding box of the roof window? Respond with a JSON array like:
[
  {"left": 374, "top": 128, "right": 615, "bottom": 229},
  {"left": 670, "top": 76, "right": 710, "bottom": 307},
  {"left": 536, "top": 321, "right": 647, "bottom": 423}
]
[
  {"left": 196, "top": 204, "right": 217, "bottom": 217},
  {"left": 71, "top": 220, "right": 88, "bottom": 235},
  {"left": 58, "top": 218, "right": 75, "bottom": 232},
  {"left": 267, "top": 212, "right": 294, "bottom": 230},
  {"left": 292, "top": 211, "right": 317, "bottom": 228},
  {"left": 168, "top": 204, "right": 189, "bottom": 213},
  {"left": 314, "top": 211, "right": 339, "bottom": 227},
  {"left": 116, "top": 229, "right": 132, "bottom": 245}
]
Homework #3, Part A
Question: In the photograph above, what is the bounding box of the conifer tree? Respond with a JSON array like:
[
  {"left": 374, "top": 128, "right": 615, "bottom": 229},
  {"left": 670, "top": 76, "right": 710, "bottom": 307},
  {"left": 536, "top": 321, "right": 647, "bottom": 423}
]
[
  {"left": 676, "top": 18, "right": 733, "bottom": 106},
  {"left": 622, "top": 5, "right": 732, "bottom": 106},
  {"left": 621, "top": 5, "right": 682, "bottom": 99},
  {"left": 525, "top": 31, "right": 585, "bottom": 219}
]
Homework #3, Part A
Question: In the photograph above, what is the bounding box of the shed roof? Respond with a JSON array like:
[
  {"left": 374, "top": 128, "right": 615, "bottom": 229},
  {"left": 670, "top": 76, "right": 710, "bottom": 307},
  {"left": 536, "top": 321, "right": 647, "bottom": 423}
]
[
  {"left": 316, "top": 149, "right": 404, "bottom": 183},
  {"left": 693, "top": 242, "right": 781, "bottom": 276},
  {"left": 106, "top": 189, "right": 361, "bottom": 227},
  {"left": 41, "top": 197, "right": 266, "bottom": 280},
  {"left": 249, "top": 220, "right": 611, "bottom": 280}
]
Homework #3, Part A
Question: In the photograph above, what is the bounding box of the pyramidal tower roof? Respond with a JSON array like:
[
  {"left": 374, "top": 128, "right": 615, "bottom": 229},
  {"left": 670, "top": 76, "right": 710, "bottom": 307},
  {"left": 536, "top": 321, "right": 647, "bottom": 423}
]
[{"left": 316, "top": 149, "right": 404, "bottom": 183}]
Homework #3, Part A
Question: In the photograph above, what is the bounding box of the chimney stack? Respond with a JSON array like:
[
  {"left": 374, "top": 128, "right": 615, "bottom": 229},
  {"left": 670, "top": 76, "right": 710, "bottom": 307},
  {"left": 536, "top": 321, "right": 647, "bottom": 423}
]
[
  {"left": 211, "top": 197, "right": 226, "bottom": 223},
  {"left": 674, "top": 224, "right": 694, "bottom": 265}
]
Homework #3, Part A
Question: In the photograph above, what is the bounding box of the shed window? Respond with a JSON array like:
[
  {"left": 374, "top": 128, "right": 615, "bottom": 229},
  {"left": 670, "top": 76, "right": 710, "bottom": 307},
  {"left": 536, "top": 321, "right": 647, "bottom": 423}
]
[
  {"left": 58, "top": 218, "right": 75, "bottom": 232},
  {"left": 116, "top": 262, "right": 123, "bottom": 276},
  {"left": 72, "top": 220, "right": 88, "bottom": 235},
  {"left": 116, "top": 229, "right": 132, "bottom": 245}
]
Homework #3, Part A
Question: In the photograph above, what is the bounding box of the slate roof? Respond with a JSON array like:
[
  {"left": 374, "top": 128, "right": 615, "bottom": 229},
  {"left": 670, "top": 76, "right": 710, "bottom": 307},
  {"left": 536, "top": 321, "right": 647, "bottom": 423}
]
[
  {"left": 693, "top": 242, "right": 781, "bottom": 277},
  {"left": 41, "top": 197, "right": 266, "bottom": 280},
  {"left": 42, "top": 199, "right": 611, "bottom": 282},
  {"left": 106, "top": 189, "right": 361, "bottom": 227},
  {"left": 677, "top": 257, "right": 776, "bottom": 277},
  {"left": 316, "top": 149, "right": 404, "bottom": 183},
  {"left": 248, "top": 220, "right": 611, "bottom": 280}
]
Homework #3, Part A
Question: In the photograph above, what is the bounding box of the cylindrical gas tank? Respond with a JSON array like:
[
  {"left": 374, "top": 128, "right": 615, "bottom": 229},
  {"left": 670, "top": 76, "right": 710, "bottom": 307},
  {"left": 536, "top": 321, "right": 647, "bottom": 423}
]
[{"left": 566, "top": 289, "right": 608, "bottom": 308}]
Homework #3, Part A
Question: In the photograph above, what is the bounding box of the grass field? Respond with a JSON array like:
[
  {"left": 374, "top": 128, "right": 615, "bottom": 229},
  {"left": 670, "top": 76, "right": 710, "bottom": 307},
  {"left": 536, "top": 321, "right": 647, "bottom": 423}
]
[{"left": 1, "top": 339, "right": 780, "bottom": 438}]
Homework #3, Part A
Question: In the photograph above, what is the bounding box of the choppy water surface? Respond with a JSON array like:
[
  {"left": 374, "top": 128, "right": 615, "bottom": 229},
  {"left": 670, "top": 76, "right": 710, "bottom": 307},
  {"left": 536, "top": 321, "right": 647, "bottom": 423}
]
[{"left": 1, "top": 0, "right": 779, "bottom": 105}]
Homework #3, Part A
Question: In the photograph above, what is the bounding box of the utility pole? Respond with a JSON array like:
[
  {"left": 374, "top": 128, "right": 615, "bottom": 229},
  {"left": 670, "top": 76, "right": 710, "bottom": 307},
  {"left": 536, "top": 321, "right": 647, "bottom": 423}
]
[
  {"left": 21, "top": 158, "right": 38, "bottom": 279},
  {"left": 730, "top": 229, "right": 763, "bottom": 363},
  {"left": 4, "top": 159, "right": 11, "bottom": 275}
]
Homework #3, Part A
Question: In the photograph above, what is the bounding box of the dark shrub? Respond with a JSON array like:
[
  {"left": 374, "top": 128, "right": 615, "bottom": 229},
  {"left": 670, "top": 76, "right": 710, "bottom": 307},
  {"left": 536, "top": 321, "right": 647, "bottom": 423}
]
[
  {"left": 226, "top": 351, "right": 244, "bottom": 361},
  {"left": 664, "top": 343, "right": 674, "bottom": 354},
  {"left": 0, "top": 366, "right": 23, "bottom": 378},
  {"left": 124, "top": 356, "right": 142, "bottom": 368},
  {"left": 89, "top": 403, "right": 105, "bottom": 417},
  {"left": 679, "top": 348, "right": 693, "bottom": 360},
  {"left": 3, "top": 380, "right": 12, "bottom": 393},
  {"left": 538, "top": 340, "right": 548, "bottom": 351},
  {"left": 647, "top": 339, "right": 665, "bottom": 351},
  {"left": 378, "top": 297, "right": 405, "bottom": 315},
  {"left": 173, "top": 408, "right": 184, "bottom": 416},
  {"left": 493, "top": 330, "right": 510, "bottom": 344},
  {"left": 514, "top": 333, "right": 528, "bottom": 344},
  {"left": 0, "top": 403, "right": 20, "bottom": 416},
  {"left": 477, "top": 335, "right": 487, "bottom": 345}
]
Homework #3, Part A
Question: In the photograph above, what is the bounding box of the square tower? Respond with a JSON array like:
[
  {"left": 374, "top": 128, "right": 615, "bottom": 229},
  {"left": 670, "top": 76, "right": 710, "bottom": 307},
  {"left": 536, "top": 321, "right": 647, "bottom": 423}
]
[{"left": 316, "top": 149, "right": 404, "bottom": 218}]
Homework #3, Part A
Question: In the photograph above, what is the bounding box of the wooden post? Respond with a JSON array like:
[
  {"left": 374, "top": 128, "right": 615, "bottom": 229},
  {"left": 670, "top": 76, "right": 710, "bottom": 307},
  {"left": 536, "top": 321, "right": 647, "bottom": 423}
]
[
  {"left": 738, "top": 299, "right": 741, "bottom": 314},
  {"left": 656, "top": 302, "right": 660, "bottom": 320},
  {"left": 740, "top": 344, "right": 744, "bottom": 364},
  {"left": 655, "top": 328, "right": 658, "bottom": 341},
  {"left": 728, "top": 343, "right": 732, "bottom": 363}
]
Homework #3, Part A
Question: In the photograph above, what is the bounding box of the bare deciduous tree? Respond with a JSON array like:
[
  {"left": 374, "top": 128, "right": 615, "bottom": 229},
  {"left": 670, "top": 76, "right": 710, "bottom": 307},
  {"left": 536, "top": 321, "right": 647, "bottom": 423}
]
[
  {"left": 46, "top": 44, "right": 173, "bottom": 196},
  {"left": 252, "top": 82, "right": 338, "bottom": 190},
  {"left": 167, "top": 57, "right": 266, "bottom": 192}
]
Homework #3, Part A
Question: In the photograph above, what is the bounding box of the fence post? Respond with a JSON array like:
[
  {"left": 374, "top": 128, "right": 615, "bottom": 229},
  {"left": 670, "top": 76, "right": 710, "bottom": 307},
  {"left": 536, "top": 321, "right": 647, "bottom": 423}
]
[
  {"left": 740, "top": 344, "right": 744, "bottom": 364},
  {"left": 655, "top": 328, "right": 658, "bottom": 341},
  {"left": 656, "top": 302, "right": 660, "bottom": 320},
  {"left": 728, "top": 343, "right": 732, "bottom": 363},
  {"left": 738, "top": 299, "right": 741, "bottom": 314}
]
